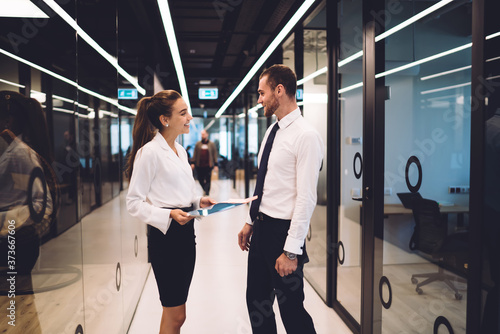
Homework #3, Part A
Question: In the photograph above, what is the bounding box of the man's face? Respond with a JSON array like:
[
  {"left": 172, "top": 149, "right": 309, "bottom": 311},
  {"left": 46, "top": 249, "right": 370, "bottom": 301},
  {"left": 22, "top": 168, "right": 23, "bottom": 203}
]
[
  {"left": 257, "top": 75, "right": 279, "bottom": 118},
  {"left": 201, "top": 130, "right": 208, "bottom": 141}
]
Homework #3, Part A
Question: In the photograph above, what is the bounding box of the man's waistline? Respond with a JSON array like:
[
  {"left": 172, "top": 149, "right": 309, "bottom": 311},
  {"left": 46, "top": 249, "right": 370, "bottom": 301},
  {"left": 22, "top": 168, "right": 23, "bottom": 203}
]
[
  {"left": 255, "top": 212, "right": 291, "bottom": 223},
  {"left": 162, "top": 205, "right": 194, "bottom": 212}
]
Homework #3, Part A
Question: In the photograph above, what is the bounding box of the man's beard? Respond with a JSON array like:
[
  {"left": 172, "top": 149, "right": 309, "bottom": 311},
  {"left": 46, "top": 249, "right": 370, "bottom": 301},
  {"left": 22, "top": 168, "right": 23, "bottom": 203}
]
[{"left": 264, "top": 96, "right": 279, "bottom": 117}]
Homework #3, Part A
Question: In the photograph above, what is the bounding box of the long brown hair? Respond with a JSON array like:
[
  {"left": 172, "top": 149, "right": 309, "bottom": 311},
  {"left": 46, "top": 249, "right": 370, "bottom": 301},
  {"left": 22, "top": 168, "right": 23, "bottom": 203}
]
[{"left": 125, "top": 90, "right": 182, "bottom": 180}]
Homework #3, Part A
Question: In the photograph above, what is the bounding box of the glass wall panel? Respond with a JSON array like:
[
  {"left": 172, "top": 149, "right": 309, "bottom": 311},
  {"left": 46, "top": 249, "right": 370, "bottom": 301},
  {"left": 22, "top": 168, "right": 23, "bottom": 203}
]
[
  {"left": 100, "top": 108, "right": 114, "bottom": 204},
  {"left": 120, "top": 116, "right": 134, "bottom": 189},
  {"left": 0, "top": 1, "right": 85, "bottom": 333},
  {"left": 336, "top": 0, "right": 363, "bottom": 323},
  {"left": 77, "top": 103, "right": 95, "bottom": 218},
  {"left": 379, "top": 1, "right": 471, "bottom": 333},
  {"left": 52, "top": 99, "right": 78, "bottom": 235},
  {"left": 293, "top": 7, "right": 329, "bottom": 301},
  {"left": 217, "top": 116, "right": 237, "bottom": 180},
  {"left": 481, "top": 1, "right": 500, "bottom": 333},
  {"left": 233, "top": 107, "right": 257, "bottom": 198},
  {"left": 119, "top": 110, "right": 146, "bottom": 332},
  {"left": 116, "top": 3, "right": 152, "bottom": 328},
  {"left": 76, "top": 1, "right": 124, "bottom": 332},
  {"left": 283, "top": 33, "right": 295, "bottom": 72}
]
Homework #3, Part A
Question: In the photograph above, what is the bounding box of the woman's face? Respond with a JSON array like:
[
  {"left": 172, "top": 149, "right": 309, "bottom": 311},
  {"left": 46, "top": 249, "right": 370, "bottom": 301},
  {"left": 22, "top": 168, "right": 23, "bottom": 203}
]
[{"left": 165, "top": 98, "right": 192, "bottom": 135}]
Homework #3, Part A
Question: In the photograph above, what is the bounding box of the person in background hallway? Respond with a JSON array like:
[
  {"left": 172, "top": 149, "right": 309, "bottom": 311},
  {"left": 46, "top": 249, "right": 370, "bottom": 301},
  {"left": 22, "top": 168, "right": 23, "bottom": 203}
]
[
  {"left": 482, "top": 93, "right": 500, "bottom": 333},
  {"left": 237, "top": 65, "right": 324, "bottom": 334},
  {"left": 191, "top": 129, "right": 218, "bottom": 195},
  {"left": 126, "top": 90, "right": 215, "bottom": 334}
]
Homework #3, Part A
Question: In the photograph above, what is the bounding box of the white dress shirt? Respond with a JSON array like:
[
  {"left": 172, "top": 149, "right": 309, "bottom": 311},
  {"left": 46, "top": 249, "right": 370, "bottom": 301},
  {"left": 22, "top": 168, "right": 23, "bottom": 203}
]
[
  {"left": 247, "top": 108, "right": 325, "bottom": 255},
  {"left": 127, "top": 132, "right": 201, "bottom": 234}
]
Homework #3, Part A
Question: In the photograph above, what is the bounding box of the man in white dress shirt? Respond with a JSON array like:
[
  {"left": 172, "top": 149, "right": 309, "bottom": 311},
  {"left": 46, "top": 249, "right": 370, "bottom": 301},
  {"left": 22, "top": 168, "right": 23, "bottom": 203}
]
[{"left": 238, "top": 65, "right": 324, "bottom": 334}]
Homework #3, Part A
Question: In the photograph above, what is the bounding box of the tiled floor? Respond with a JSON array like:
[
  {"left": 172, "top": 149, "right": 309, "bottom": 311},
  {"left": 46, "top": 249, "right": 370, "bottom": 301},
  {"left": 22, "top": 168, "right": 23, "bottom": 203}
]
[{"left": 127, "top": 179, "right": 353, "bottom": 334}]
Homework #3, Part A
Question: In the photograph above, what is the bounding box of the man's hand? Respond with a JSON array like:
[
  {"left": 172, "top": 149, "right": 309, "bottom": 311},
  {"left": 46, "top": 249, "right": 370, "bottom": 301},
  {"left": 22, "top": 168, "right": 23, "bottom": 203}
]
[
  {"left": 275, "top": 253, "right": 298, "bottom": 277},
  {"left": 191, "top": 164, "right": 195, "bottom": 170},
  {"left": 238, "top": 223, "right": 253, "bottom": 251},
  {"left": 200, "top": 196, "right": 216, "bottom": 208},
  {"left": 170, "top": 209, "right": 193, "bottom": 225}
]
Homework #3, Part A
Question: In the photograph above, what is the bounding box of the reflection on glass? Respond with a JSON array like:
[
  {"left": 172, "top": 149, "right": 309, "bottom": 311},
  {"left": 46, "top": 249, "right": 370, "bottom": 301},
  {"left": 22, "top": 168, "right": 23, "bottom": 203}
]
[
  {"left": 0, "top": 91, "right": 56, "bottom": 333},
  {"left": 0, "top": 2, "right": 87, "bottom": 331},
  {"left": 381, "top": 1, "right": 471, "bottom": 333},
  {"left": 0, "top": 0, "right": 153, "bottom": 332},
  {"left": 0, "top": 89, "right": 83, "bottom": 334}
]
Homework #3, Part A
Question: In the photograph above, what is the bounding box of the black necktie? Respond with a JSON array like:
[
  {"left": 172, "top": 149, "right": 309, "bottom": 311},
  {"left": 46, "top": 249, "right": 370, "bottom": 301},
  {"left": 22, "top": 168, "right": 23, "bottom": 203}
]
[{"left": 249, "top": 122, "right": 280, "bottom": 222}]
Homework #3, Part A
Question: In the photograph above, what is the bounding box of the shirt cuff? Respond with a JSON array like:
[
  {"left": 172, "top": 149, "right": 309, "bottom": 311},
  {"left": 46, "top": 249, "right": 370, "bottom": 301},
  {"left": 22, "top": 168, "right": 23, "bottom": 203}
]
[
  {"left": 245, "top": 212, "right": 254, "bottom": 226},
  {"left": 284, "top": 236, "right": 304, "bottom": 255},
  {"left": 160, "top": 217, "right": 173, "bottom": 234},
  {"left": 192, "top": 196, "right": 203, "bottom": 210},
  {"left": 149, "top": 207, "right": 173, "bottom": 234}
]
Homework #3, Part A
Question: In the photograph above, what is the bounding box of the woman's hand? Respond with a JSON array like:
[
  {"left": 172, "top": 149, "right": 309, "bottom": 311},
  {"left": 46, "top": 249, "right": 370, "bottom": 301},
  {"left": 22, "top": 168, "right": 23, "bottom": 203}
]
[
  {"left": 170, "top": 209, "right": 193, "bottom": 225},
  {"left": 199, "top": 196, "right": 216, "bottom": 208}
]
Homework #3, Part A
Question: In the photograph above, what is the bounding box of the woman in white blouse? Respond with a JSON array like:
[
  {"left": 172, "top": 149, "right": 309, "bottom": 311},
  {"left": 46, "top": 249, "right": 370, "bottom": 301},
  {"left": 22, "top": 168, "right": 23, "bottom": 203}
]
[{"left": 126, "top": 90, "right": 215, "bottom": 334}]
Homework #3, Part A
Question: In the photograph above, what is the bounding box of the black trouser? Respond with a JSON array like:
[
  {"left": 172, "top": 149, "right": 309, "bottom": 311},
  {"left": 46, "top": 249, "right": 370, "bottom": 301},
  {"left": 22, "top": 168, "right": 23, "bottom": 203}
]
[
  {"left": 246, "top": 213, "right": 316, "bottom": 334},
  {"left": 196, "top": 166, "right": 212, "bottom": 194}
]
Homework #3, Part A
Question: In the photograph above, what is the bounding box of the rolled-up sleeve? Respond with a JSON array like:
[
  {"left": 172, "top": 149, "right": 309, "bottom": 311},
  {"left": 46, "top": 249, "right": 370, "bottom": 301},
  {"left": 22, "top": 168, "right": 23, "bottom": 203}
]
[
  {"left": 284, "top": 130, "right": 324, "bottom": 254},
  {"left": 126, "top": 149, "right": 172, "bottom": 234}
]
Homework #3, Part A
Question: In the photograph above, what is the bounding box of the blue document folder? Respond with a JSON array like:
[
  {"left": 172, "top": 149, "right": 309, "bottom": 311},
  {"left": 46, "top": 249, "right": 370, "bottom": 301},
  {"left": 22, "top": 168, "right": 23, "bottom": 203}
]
[{"left": 187, "top": 196, "right": 257, "bottom": 217}]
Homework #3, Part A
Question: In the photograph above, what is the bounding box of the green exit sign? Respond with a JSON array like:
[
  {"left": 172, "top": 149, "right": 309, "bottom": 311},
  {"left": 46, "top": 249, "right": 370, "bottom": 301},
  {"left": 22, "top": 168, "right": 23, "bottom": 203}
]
[
  {"left": 198, "top": 87, "right": 218, "bottom": 100},
  {"left": 118, "top": 88, "right": 138, "bottom": 100}
]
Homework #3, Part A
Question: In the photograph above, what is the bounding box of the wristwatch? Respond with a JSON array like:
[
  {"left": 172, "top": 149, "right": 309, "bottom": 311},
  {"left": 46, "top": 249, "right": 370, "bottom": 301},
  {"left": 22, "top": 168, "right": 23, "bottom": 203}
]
[{"left": 283, "top": 250, "right": 297, "bottom": 260}]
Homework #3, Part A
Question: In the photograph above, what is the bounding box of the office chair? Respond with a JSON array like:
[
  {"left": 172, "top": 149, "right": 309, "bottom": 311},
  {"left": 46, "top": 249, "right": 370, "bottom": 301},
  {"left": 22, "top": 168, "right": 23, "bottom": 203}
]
[{"left": 409, "top": 198, "right": 468, "bottom": 300}]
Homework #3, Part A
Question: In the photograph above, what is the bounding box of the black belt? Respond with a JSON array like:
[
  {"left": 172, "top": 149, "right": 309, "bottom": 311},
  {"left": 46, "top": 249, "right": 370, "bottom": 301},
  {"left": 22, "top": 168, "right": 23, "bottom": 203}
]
[
  {"left": 163, "top": 205, "right": 194, "bottom": 212},
  {"left": 256, "top": 212, "right": 290, "bottom": 223}
]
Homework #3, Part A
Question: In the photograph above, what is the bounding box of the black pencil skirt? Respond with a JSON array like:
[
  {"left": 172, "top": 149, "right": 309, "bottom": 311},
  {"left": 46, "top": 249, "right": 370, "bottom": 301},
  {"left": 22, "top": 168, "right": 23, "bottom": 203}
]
[{"left": 148, "top": 217, "right": 196, "bottom": 307}]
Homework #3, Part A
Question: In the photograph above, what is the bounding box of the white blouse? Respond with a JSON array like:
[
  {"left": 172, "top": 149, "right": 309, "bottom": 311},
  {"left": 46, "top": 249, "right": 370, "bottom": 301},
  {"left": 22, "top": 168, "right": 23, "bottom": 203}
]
[{"left": 126, "top": 132, "right": 201, "bottom": 234}]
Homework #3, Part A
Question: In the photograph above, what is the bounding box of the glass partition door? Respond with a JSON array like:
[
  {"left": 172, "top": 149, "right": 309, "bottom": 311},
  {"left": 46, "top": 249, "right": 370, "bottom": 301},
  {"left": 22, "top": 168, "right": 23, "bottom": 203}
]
[
  {"left": 378, "top": 1, "right": 472, "bottom": 333},
  {"left": 301, "top": 24, "right": 329, "bottom": 301},
  {"left": 480, "top": 1, "right": 500, "bottom": 333},
  {"left": 336, "top": 0, "right": 363, "bottom": 324}
]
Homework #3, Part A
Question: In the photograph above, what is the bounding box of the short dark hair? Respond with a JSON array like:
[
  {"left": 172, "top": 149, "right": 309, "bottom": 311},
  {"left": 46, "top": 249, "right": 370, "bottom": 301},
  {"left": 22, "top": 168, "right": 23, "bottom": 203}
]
[{"left": 259, "top": 64, "right": 297, "bottom": 98}]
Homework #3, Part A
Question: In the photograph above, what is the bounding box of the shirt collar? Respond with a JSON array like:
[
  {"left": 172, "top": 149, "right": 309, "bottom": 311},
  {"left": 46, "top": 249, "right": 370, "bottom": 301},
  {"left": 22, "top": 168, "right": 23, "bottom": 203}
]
[
  {"left": 153, "top": 131, "right": 175, "bottom": 152},
  {"left": 277, "top": 107, "right": 301, "bottom": 130}
]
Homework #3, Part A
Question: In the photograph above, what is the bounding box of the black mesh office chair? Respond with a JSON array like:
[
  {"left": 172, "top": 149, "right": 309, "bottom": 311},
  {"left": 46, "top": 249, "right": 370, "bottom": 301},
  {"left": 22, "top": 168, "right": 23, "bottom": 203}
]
[{"left": 409, "top": 198, "right": 468, "bottom": 300}]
